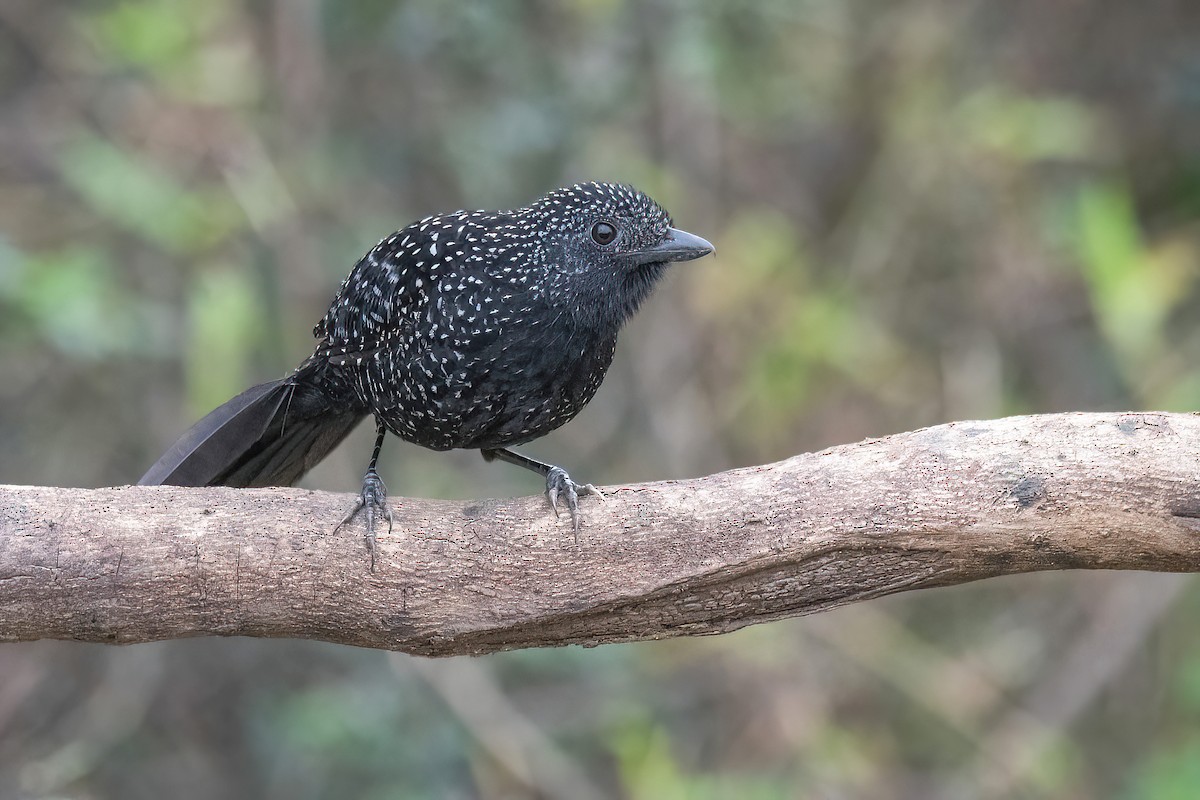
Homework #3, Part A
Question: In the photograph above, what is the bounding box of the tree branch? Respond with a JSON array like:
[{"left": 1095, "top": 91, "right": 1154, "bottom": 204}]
[{"left": 2, "top": 412, "right": 1199, "bottom": 656}]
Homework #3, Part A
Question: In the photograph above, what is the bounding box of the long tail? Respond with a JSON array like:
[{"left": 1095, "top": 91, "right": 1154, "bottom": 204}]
[{"left": 139, "top": 366, "right": 367, "bottom": 488}]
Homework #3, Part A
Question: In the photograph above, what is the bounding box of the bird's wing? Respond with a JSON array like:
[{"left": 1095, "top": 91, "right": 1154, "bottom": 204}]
[
  {"left": 313, "top": 212, "right": 514, "bottom": 360},
  {"left": 314, "top": 230, "right": 419, "bottom": 353}
]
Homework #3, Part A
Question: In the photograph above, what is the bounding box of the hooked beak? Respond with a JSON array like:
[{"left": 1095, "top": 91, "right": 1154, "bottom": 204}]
[{"left": 629, "top": 227, "right": 714, "bottom": 266}]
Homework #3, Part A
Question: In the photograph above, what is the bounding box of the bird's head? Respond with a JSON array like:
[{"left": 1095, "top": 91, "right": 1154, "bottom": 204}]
[{"left": 526, "top": 181, "right": 714, "bottom": 326}]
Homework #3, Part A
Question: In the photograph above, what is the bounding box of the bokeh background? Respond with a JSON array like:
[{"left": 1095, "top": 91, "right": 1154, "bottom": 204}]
[{"left": 2, "top": 1, "right": 1200, "bottom": 797}]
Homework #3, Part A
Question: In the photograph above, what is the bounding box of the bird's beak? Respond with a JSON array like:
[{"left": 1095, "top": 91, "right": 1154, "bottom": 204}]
[{"left": 629, "top": 227, "right": 715, "bottom": 265}]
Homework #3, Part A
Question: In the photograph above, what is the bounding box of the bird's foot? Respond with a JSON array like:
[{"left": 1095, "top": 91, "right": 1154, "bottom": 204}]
[
  {"left": 335, "top": 467, "right": 393, "bottom": 572},
  {"left": 545, "top": 466, "right": 603, "bottom": 542}
]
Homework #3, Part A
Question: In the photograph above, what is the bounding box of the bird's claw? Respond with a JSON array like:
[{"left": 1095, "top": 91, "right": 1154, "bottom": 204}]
[
  {"left": 545, "top": 466, "right": 601, "bottom": 542},
  {"left": 335, "top": 468, "right": 393, "bottom": 572}
]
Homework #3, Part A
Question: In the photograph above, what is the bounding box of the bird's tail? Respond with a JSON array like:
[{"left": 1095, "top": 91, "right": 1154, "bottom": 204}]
[{"left": 139, "top": 365, "right": 367, "bottom": 488}]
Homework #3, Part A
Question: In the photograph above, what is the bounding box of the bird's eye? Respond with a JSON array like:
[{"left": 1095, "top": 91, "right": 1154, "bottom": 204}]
[{"left": 591, "top": 221, "right": 618, "bottom": 246}]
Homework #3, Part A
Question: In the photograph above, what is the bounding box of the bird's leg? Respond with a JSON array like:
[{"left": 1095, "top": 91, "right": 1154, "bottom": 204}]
[
  {"left": 481, "top": 447, "right": 601, "bottom": 540},
  {"left": 336, "top": 417, "right": 393, "bottom": 571}
]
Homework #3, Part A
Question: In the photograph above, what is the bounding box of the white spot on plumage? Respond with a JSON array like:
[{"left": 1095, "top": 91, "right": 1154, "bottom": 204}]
[{"left": 311, "top": 180, "right": 680, "bottom": 451}]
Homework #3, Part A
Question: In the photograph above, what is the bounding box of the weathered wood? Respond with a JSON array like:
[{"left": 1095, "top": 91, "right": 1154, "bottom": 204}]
[{"left": 2, "top": 412, "right": 1198, "bottom": 655}]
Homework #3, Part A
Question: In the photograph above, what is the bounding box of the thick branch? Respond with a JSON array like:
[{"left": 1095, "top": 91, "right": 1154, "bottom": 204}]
[{"left": 2, "top": 412, "right": 1199, "bottom": 655}]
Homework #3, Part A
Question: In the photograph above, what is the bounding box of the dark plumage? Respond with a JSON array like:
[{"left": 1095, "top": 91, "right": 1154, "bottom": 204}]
[{"left": 141, "top": 181, "right": 714, "bottom": 566}]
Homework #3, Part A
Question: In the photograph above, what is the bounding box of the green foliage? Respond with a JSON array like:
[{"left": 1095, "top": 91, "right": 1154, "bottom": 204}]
[
  {"left": 613, "top": 724, "right": 791, "bottom": 800},
  {"left": 1073, "top": 181, "right": 1200, "bottom": 405},
  {"left": 82, "top": 0, "right": 260, "bottom": 104},
  {"left": 1126, "top": 741, "right": 1200, "bottom": 800},
  {"left": 186, "top": 266, "right": 265, "bottom": 415},
  {"left": 0, "top": 244, "right": 167, "bottom": 358},
  {"left": 86, "top": 0, "right": 214, "bottom": 69},
  {"left": 57, "top": 136, "right": 243, "bottom": 255},
  {"left": 4, "top": 1, "right": 1200, "bottom": 798},
  {"left": 958, "top": 88, "right": 1103, "bottom": 162}
]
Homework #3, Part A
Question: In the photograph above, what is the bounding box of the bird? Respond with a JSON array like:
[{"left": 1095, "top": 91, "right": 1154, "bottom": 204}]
[{"left": 139, "top": 181, "right": 714, "bottom": 568}]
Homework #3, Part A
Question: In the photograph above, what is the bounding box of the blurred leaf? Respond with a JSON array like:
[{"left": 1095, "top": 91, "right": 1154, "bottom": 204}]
[
  {"left": 87, "top": 0, "right": 204, "bottom": 68},
  {"left": 691, "top": 209, "right": 805, "bottom": 316},
  {"left": 186, "top": 266, "right": 265, "bottom": 415},
  {"left": 0, "top": 245, "right": 169, "bottom": 358},
  {"left": 85, "top": 0, "right": 208, "bottom": 69},
  {"left": 958, "top": 87, "right": 1104, "bottom": 162},
  {"left": 1078, "top": 183, "right": 1142, "bottom": 295},
  {"left": 1074, "top": 182, "right": 1198, "bottom": 390},
  {"left": 58, "top": 136, "right": 244, "bottom": 254},
  {"left": 1160, "top": 371, "right": 1200, "bottom": 413},
  {"left": 740, "top": 289, "right": 908, "bottom": 441},
  {"left": 613, "top": 722, "right": 789, "bottom": 800},
  {"left": 81, "top": 0, "right": 260, "bottom": 105},
  {"left": 1126, "top": 739, "right": 1200, "bottom": 800},
  {"left": 1174, "top": 643, "right": 1200, "bottom": 713}
]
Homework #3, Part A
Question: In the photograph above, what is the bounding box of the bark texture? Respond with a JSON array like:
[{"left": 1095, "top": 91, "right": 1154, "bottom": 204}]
[{"left": 2, "top": 412, "right": 1199, "bottom": 656}]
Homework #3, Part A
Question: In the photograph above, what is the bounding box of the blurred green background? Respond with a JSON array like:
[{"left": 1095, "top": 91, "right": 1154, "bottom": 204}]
[{"left": 2, "top": 0, "right": 1200, "bottom": 798}]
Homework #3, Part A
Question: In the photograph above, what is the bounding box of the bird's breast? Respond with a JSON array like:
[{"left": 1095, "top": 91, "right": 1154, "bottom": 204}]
[{"left": 342, "top": 300, "right": 620, "bottom": 451}]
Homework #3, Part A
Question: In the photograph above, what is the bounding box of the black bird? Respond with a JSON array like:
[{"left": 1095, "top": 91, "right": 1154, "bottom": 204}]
[{"left": 140, "top": 182, "right": 713, "bottom": 565}]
